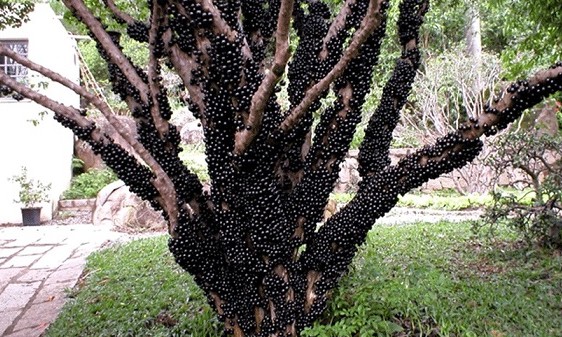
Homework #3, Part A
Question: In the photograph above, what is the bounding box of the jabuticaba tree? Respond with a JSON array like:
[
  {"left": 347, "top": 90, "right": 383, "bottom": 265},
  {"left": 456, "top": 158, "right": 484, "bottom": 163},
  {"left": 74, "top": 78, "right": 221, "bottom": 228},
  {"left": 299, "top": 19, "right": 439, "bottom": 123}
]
[{"left": 1, "top": 0, "right": 561, "bottom": 335}]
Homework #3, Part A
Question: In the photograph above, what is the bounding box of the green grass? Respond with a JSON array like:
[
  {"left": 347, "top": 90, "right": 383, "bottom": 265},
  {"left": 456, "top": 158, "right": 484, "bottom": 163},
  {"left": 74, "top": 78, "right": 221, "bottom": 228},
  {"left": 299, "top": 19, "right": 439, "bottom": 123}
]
[
  {"left": 397, "top": 193, "right": 493, "bottom": 210},
  {"left": 45, "top": 237, "right": 221, "bottom": 337},
  {"left": 303, "top": 222, "right": 562, "bottom": 337},
  {"left": 45, "top": 222, "right": 562, "bottom": 337},
  {"left": 331, "top": 188, "right": 537, "bottom": 211}
]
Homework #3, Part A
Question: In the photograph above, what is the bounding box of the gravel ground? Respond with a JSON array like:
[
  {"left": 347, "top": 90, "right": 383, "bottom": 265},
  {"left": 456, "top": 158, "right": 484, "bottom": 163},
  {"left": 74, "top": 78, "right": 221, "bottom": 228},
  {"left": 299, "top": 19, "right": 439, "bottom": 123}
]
[{"left": 47, "top": 210, "right": 93, "bottom": 226}]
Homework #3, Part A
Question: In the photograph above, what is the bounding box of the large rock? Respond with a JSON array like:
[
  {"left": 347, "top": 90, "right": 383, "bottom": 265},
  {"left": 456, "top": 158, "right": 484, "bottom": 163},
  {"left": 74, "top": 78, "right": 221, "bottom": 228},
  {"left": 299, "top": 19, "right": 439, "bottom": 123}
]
[
  {"left": 93, "top": 180, "right": 166, "bottom": 232},
  {"left": 180, "top": 120, "right": 204, "bottom": 144}
]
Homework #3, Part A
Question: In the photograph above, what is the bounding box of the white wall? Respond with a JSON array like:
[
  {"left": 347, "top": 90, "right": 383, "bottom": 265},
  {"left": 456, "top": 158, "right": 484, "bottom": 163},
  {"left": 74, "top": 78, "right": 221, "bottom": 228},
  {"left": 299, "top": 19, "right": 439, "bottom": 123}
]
[{"left": 0, "top": 4, "right": 79, "bottom": 224}]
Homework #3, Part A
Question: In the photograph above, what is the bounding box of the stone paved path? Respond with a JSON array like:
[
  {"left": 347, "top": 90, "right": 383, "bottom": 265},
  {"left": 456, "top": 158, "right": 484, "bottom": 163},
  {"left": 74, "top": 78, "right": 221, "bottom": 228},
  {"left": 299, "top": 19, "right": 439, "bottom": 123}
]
[{"left": 0, "top": 224, "right": 131, "bottom": 337}]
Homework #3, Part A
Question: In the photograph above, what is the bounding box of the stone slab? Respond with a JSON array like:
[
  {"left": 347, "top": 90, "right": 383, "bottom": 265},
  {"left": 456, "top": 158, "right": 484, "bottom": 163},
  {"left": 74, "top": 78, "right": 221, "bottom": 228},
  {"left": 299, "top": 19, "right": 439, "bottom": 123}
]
[
  {"left": 44, "top": 265, "right": 81, "bottom": 285},
  {"left": 2, "top": 255, "right": 41, "bottom": 268},
  {"left": 0, "top": 230, "right": 40, "bottom": 246},
  {"left": 32, "top": 281, "right": 72, "bottom": 304},
  {"left": 58, "top": 256, "right": 87, "bottom": 270},
  {"left": 35, "top": 233, "right": 68, "bottom": 245},
  {"left": 18, "top": 245, "right": 53, "bottom": 256},
  {"left": 0, "top": 268, "right": 25, "bottom": 291},
  {"left": 0, "top": 247, "right": 21, "bottom": 259},
  {"left": 4, "top": 326, "right": 46, "bottom": 337},
  {"left": 30, "top": 245, "right": 75, "bottom": 270},
  {"left": 16, "top": 269, "right": 52, "bottom": 283},
  {"left": 0, "top": 281, "right": 41, "bottom": 310},
  {"left": 0, "top": 309, "right": 20, "bottom": 336},
  {"left": 14, "top": 298, "right": 65, "bottom": 332}
]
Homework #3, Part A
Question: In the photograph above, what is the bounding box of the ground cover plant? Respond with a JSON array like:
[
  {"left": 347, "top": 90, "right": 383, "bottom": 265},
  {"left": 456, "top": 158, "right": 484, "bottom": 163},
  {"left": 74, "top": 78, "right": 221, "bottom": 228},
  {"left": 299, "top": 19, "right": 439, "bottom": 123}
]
[
  {"left": 1, "top": 0, "right": 561, "bottom": 335},
  {"left": 45, "top": 221, "right": 562, "bottom": 337},
  {"left": 62, "top": 168, "right": 118, "bottom": 199}
]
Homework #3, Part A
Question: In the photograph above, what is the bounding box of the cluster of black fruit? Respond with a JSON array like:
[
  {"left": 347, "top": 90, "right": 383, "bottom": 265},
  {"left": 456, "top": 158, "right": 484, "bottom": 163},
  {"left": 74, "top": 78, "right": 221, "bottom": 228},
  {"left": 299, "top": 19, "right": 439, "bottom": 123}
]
[
  {"left": 0, "top": 84, "right": 23, "bottom": 100},
  {"left": 358, "top": 0, "right": 427, "bottom": 176}
]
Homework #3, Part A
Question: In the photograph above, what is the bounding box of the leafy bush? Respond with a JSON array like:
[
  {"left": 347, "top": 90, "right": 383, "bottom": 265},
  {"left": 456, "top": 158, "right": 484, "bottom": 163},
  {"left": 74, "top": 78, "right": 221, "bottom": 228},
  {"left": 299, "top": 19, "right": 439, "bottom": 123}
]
[
  {"left": 62, "top": 169, "right": 118, "bottom": 199},
  {"left": 477, "top": 128, "right": 562, "bottom": 248},
  {"left": 10, "top": 166, "right": 51, "bottom": 208}
]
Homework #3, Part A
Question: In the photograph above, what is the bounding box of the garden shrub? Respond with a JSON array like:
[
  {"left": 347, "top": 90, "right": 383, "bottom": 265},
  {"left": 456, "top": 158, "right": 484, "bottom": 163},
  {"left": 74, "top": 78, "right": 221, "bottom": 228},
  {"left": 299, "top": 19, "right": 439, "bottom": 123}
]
[
  {"left": 476, "top": 127, "right": 562, "bottom": 248},
  {"left": 62, "top": 168, "right": 118, "bottom": 199}
]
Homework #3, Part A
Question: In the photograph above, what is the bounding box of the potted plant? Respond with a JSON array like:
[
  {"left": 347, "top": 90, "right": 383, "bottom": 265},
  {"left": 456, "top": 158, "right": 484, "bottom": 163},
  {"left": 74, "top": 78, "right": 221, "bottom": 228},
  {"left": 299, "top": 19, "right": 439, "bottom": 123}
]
[{"left": 9, "top": 166, "right": 51, "bottom": 226}]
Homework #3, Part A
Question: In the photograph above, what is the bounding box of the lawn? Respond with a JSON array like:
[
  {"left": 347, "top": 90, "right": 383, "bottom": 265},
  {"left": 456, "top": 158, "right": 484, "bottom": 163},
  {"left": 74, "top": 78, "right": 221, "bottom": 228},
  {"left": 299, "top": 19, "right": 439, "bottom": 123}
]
[{"left": 45, "top": 221, "right": 562, "bottom": 337}]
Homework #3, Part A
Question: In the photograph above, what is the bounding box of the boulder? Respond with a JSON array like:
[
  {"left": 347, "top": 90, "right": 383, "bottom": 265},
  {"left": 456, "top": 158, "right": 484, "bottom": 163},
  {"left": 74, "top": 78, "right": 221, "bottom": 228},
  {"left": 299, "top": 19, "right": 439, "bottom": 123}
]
[
  {"left": 93, "top": 180, "right": 166, "bottom": 232},
  {"left": 180, "top": 120, "right": 204, "bottom": 144},
  {"left": 335, "top": 156, "right": 361, "bottom": 192}
]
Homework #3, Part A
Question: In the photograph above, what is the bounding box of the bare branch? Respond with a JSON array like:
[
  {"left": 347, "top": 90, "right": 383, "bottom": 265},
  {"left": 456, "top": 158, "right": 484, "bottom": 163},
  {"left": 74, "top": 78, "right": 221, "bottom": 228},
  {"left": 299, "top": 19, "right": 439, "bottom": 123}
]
[
  {"left": 234, "top": 0, "right": 294, "bottom": 154},
  {"left": 459, "top": 64, "right": 562, "bottom": 140},
  {"left": 0, "top": 70, "right": 92, "bottom": 129}
]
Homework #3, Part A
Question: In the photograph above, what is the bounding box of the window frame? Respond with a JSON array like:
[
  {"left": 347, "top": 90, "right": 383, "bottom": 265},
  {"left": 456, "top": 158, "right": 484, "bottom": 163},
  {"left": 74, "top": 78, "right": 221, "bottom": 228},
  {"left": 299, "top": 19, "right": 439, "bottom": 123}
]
[{"left": 0, "top": 39, "right": 29, "bottom": 82}]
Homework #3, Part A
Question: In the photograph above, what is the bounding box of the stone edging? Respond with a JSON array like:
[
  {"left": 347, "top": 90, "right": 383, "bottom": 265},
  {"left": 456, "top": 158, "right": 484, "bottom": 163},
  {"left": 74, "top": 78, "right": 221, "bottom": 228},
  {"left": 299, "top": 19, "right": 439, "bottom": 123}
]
[{"left": 58, "top": 199, "right": 96, "bottom": 211}]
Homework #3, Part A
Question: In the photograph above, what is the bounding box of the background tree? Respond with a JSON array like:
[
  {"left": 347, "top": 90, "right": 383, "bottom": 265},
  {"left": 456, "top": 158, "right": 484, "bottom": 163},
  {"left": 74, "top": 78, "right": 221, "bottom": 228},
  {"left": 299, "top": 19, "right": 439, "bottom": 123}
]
[
  {"left": 0, "top": 0, "right": 35, "bottom": 30},
  {"left": 1, "top": 0, "right": 561, "bottom": 336}
]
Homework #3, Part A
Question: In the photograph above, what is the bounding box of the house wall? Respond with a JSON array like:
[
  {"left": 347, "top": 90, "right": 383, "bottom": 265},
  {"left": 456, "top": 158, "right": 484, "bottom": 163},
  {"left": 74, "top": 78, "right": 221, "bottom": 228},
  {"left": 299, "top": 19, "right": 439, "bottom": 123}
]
[{"left": 0, "top": 4, "right": 79, "bottom": 224}]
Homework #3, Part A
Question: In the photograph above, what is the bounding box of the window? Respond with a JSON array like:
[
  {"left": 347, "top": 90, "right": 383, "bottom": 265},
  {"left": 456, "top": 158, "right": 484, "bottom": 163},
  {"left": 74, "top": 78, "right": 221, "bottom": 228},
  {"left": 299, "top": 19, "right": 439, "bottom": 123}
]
[{"left": 0, "top": 40, "right": 28, "bottom": 81}]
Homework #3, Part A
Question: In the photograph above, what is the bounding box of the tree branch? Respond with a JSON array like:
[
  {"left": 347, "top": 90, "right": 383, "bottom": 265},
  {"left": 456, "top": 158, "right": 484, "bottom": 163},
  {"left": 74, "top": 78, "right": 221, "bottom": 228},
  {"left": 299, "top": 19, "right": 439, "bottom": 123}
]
[
  {"left": 299, "top": 62, "right": 562, "bottom": 323},
  {"left": 103, "top": 0, "right": 135, "bottom": 24},
  {"left": 0, "top": 45, "right": 183, "bottom": 236},
  {"left": 62, "top": 0, "right": 150, "bottom": 103},
  {"left": 319, "top": 0, "right": 355, "bottom": 61},
  {"left": 281, "top": 0, "right": 390, "bottom": 255},
  {"left": 358, "top": 0, "right": 429, "bottom": 177},
  {"left": 0, "top": 70, "right": 92, "bottom": 130},
  {"left": 280, "top": 0, "right": 384, "bottom": 132},
  {"left": 147, "top": 2, "right": 171, "bottom": 137},
  {"left": 234, "top": 0, "right": 294, "bottom": 155}
]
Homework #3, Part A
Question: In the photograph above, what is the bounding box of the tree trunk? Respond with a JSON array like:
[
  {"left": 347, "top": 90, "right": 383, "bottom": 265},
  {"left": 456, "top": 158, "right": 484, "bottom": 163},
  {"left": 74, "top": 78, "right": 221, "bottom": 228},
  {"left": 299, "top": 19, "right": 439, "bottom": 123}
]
[{"left": 465, "top": 3, "right": 482, "bottom": 103}]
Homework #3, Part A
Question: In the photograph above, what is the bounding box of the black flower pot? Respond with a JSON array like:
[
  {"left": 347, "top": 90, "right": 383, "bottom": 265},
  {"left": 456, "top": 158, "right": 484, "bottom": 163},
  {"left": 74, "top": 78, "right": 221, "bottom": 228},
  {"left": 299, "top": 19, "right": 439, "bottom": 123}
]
[{"left": 21, "top": 207, "right": 42, "bottom": 226}]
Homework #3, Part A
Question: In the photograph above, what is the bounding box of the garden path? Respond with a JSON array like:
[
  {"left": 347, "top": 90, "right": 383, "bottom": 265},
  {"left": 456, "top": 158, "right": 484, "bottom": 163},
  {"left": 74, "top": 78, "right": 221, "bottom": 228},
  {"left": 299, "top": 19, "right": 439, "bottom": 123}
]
[{"left": 0, "top": 224, "right": 136, "bottom": 337}]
